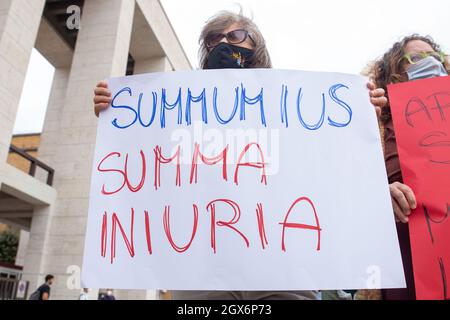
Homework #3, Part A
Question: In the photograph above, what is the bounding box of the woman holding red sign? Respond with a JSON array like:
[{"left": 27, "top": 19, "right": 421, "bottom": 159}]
[{"left": 371, "top": 34, "right": 449, "bottom": 300}]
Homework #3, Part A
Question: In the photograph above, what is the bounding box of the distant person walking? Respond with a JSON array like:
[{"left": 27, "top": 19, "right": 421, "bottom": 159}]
[
  {"left": 29, "top": 274, "right": 54, "bottom": 300},
  {"left": 79, "top": 288, "right": 89, "bottom": 300},
  {"left": 98, "top": 289, "right": 116, "bottom": 300}
]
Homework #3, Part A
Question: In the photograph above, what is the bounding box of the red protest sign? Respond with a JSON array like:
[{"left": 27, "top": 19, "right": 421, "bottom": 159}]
[{"left": 388, "top": 76, "right": 450, "bottom": 300}]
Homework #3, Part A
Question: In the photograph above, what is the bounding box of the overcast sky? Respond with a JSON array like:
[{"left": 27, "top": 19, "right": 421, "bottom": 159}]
[{"left": 13, "top": 0, "right": 450, "bottom": 134}]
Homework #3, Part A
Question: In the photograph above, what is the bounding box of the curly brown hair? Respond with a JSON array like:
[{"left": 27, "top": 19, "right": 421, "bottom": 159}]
[{"left": 371, "top": 34, "right": 450, "bottom": 124}]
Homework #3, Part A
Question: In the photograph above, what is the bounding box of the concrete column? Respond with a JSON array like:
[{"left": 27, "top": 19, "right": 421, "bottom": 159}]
[
  {"left": 0, "top": 0, "right": 45, "bottom": 165},
  {"left": 135, "top": 0, "right": 191, "bottom": 71},
  {"left": 133, "top": 56, "right": 173, "bottom": 74},
  {"left": 14, "top": 229, "right": 29, "bottom": 267},
  {"left": 21, "top": 205, "right": 56, "bottom": 293},
  {"left": 36, "top": 68, "right": 70, "bottom": 168},
  {"left": 34, "top": 0, "right": 136, "bottom": 300},
  {"left": 21, "top": 68, "right": 70, "bottom": 296}
]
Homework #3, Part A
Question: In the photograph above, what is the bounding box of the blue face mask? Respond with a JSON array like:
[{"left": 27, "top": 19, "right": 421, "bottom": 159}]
[{"left": 407, "top": 56, "right": 448, "bottom": 81}]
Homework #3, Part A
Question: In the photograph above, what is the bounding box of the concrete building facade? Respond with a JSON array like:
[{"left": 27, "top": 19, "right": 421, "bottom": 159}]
[{"left": 0, "top": 0, "right": 191, "bottom": 299}]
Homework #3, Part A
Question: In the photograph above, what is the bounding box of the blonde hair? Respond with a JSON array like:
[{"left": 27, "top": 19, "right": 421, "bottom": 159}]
[{"left": 199, "top": 10, "right": 272, "bottom": 69}]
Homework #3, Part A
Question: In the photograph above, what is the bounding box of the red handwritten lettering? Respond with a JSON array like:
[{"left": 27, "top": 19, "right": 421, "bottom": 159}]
[
  {"left": 190, "top": 143, "right": 228, "bottom": 184},
  {"left": 206, "top": 199, "right": 250, "bottom": 253},
  {"left": 154, "top": 146, "right": 181, "bottom": 190},
  {"left": 256, "top": 203, "right": 269, "bottom": 249},
  {"left": 163, "top": 205, "right": 199, "bottom": 253},
  {"left": 98, "top": 151, "right": 146, "bottom": 195},
  {"left": 110, "top": 208, "right": 135, "bottom": 264},
  {"left": 279, "top": 197, "right": 321, "bottom": 252},
  {"left": 234, "top": 143, "right": 267, "bottom": 186}
]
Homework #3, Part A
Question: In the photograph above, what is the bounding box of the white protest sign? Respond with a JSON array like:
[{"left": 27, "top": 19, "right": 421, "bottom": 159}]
[{"left": 82, "top": 69, "right": 405, "bottom": 291}]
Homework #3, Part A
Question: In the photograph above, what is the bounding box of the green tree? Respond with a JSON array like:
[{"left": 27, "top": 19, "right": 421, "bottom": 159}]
[{"left": 0, "top": 230, "right": 19, "bottom": 264}]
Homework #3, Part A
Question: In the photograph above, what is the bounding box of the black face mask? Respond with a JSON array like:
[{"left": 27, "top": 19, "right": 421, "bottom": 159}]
[{"left": 206, "top": 42, "right": 255, "bottom": 69}]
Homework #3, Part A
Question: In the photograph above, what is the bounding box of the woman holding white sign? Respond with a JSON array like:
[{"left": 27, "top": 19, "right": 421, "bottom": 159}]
[{"left": 92, "top": 10, "right": 388, "bottom": 300}]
